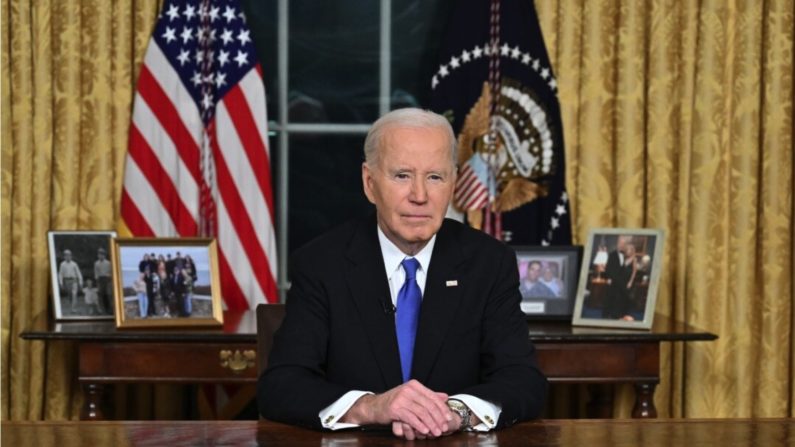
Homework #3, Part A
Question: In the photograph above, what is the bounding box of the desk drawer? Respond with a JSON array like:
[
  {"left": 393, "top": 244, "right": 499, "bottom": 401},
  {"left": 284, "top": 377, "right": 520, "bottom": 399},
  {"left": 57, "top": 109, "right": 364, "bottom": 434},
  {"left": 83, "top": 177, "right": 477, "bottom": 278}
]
[
  {"left": 535, "top": 342, "right": 659, "bottom": 382},
  {"left": 79, "top": 342, "right": 258, "bottom": 383}
]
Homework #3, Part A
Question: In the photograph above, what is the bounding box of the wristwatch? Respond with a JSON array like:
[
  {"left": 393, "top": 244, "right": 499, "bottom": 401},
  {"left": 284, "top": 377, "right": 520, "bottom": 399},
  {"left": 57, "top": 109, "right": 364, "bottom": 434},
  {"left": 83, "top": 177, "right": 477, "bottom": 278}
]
[{"left": 446, "top": 399, "right": 472, "bottom": 431}]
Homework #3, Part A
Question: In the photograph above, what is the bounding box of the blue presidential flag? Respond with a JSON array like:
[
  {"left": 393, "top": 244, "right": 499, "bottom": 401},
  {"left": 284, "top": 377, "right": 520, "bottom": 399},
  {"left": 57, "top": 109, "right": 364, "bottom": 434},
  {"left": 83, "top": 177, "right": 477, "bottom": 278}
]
[{"left": 430, "top": 0, "right": 571, "bottom": 246}]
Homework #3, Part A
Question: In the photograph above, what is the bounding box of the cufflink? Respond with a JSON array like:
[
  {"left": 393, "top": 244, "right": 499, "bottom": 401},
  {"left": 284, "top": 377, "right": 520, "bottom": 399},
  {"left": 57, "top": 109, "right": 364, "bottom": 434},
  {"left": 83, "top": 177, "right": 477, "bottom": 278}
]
[
  {"left": 325, "top": 416, "right": 334, "bottom": 424},
  {"left": 485, "top": 415, "right": 494, "bottom": 424}
]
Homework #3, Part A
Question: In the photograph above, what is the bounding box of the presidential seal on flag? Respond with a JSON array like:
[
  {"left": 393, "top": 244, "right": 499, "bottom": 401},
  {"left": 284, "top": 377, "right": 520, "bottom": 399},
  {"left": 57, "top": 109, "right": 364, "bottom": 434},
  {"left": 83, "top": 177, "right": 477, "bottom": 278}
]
[
  {"left": 455, "top": 79, "right": 557, "bottom": 229},
  {"left": 430, "top": 0, "right": 571, "bottom": 246}
]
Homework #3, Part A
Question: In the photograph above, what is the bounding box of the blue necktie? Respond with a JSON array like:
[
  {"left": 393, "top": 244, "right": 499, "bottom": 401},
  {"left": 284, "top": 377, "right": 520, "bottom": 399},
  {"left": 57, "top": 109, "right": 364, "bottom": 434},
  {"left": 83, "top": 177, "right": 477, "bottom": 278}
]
[{"left": 396, "top": 257, "right": 421, "bottom": 383}]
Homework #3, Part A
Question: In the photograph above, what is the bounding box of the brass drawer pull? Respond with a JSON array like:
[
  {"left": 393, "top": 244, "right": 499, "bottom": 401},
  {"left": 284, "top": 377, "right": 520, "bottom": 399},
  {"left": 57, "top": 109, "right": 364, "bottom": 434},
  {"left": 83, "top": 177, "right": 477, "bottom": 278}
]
[{"left": 219, "top": 349, "right": 256, "bottom": 374}]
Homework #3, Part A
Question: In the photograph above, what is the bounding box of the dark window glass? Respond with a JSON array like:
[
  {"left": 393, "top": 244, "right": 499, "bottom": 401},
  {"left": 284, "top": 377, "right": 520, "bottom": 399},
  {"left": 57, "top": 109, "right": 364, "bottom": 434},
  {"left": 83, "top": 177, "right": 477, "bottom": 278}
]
[
  {"left": 287, "top": 2, "right": 380, "bottom": 123},
  {"left": 288, "top": 134, "right": 373, "bottom": 253},
  {"left": 390, "top": 0, "right": 452, "bottom": 109}
]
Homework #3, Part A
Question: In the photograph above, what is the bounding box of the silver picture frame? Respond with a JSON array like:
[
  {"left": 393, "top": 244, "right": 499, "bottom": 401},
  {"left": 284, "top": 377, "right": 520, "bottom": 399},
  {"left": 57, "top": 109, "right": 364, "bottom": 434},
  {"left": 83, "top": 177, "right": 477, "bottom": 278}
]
[
  {"left": 572, "top": 228, "right": 665, "bottom": 330},
  {"left": 47, "top": 230, "right": 117, "bottom": 320}
]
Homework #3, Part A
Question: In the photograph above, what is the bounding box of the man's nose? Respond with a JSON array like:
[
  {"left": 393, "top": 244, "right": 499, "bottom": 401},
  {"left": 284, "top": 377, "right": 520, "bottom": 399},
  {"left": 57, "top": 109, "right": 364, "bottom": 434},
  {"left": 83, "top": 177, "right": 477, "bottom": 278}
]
[{"left": 409, "top": 178, "right": 428, "bottom": 203}]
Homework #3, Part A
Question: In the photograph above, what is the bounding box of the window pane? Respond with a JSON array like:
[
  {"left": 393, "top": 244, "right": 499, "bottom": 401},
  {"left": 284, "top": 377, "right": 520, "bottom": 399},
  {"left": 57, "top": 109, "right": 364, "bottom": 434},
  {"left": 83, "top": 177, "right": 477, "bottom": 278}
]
[
  {"left": 241, "top": 0, "right": 279, "bottom": 121},
  {"left": 288, "top": 2, "right": 380, "bottom": 123},
  {"left": 288, "top": 135, "right": 373, "bottom": 253},
  {"left": 390, "top": 0, "right": 453, "bottom": 109}
]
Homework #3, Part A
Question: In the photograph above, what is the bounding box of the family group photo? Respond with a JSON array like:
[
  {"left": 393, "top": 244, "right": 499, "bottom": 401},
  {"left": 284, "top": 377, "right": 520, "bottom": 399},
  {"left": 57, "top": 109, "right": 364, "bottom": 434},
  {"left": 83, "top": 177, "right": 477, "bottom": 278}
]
[{"left": 116, "top": 244, "right": 215, "bottom": 322}]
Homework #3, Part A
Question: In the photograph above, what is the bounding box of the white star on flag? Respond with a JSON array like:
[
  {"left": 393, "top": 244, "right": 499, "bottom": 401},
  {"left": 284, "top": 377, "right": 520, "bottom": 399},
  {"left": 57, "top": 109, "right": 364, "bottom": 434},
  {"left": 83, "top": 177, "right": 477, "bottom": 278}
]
[
  {"left": 472, "top": 46, "right": 483, "bottom": 58},
  {"left": 218, "top": 49, "right": 230, "bottom": 66},
  {"left": 220, "top": 28, "right": 234, "bottom": 45},
  {"left": 237, "top": 29, "right": 251, "bottom": 45},
  {"left": 165, "top": 4, "right": 179, "bottom": 21},
  {"left": 223, "top": 5, "right": 236, "bottom": 22},
  {"left": 183, "top": 4, "right": 196, "bottom": 20},
  {"left": 209, "top": 6, "right": 220, "bottom": 22},
  {"left": 162, "top": 27, "right": 176, "bottom": 43},
  {"left": 234, "top": 50, "right": 248, "bottom": 66},
  {"left": 181, "top": 27, "right": 193, "bottom": 43},
  {"left": 201, "top": 92, "right": 213, "bottom": 110},
  {"left": 177, "top": 49, "right": 190, "bottom": 65},
  {"left": 191, "top": 71, "right": 202, "bottom": 86},
  {"left": 215, "top": 72, "right": 227, "bottom": 87}
]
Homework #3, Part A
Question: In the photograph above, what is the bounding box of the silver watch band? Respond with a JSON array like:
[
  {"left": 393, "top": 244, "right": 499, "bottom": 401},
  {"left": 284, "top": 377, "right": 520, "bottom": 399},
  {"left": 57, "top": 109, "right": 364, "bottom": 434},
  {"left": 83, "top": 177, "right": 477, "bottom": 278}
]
[{"left": 447, "top": 398, "right": 472, "bottom": 431}]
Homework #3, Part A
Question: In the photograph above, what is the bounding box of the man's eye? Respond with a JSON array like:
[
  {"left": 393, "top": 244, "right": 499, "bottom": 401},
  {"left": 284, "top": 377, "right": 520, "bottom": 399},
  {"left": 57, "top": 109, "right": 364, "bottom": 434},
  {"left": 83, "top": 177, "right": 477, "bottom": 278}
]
[
  {"left": 395, "top": 173, "right": 410, "bottom": 180},
  {"left": 428, "top": 174, "right": 444, "bottom": 182}
]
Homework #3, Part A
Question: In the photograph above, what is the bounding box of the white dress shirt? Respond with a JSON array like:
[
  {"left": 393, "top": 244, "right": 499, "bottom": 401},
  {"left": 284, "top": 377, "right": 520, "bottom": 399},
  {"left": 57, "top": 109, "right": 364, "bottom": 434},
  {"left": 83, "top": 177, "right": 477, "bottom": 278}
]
[{"left": 318, "top": 226, "right": 501, "bottom": 431}]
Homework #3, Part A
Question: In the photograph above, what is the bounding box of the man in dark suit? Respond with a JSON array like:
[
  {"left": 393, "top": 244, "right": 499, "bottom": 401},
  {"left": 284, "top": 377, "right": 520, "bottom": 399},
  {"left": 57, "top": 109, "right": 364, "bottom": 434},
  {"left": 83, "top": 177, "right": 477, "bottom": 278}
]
[
  {"left": 258, "top": 108, "right": 546, "bottom": 440},
  {"left": 603, "top": 236, "right": 636, "bottom": 319}
]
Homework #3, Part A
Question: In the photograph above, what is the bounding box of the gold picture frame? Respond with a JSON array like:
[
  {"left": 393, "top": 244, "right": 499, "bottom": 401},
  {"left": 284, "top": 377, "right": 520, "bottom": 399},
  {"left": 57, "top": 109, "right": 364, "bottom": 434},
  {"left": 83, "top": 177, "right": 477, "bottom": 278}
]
[
  {"left": 572, "top": 228, "right": 665, "bottom": 330},
  {"left": 112, "top": 237, "right": 223, "bottom": 329}
]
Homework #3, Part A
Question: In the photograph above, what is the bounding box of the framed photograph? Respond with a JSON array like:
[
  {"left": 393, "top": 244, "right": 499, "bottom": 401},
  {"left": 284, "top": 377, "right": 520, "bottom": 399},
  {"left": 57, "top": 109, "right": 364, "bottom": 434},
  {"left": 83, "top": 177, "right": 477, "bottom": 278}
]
[
  {"left": 48, "top": 231, "right": 118, "bottom": 320},
  {"left": 572, "top": 228, "right": 665, "bottom": 330},
  {"left": 111, "top": 238, "right": 223, "bottom": 329},
  {"left": 515, "top": 246, "right": 583, "bottom": 320}
]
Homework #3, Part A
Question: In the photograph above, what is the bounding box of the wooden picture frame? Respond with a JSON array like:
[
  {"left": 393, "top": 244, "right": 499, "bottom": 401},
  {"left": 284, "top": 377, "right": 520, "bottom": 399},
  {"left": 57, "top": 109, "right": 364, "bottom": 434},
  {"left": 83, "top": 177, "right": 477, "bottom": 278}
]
[
  {"left": 112, "top": 237, "right": 223, "bottom": 329},
  {"left": 572, "top": 228, "right": 665, "bottom": 330},
  {"left": 47, "top": 230, "right": 117, "bottom": 320},
  {"left": 515, "top": 245, "right": 583, "bottom": 320}
]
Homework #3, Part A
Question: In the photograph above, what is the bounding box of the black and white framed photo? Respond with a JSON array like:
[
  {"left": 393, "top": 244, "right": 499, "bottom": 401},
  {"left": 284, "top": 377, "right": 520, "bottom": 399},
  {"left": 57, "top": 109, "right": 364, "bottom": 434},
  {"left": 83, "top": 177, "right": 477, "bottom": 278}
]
[
  {"left": 112, "top": 237, "right": 223, "bottom": 329},
  {"left": 572, "top": 228, "right": 665, "bottom": 330},
  {"left": 515, "top": 246, "right": 583, "bottom": 320},
  {"left": 47, "top": 230, "right": 117, "bottom": 320}
]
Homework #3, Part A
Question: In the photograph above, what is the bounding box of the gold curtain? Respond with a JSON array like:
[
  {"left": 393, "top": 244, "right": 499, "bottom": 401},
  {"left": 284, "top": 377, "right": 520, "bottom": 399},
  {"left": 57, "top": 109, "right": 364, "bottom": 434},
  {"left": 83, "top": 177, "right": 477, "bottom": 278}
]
[
  {"left": 2, "top": 0, "right": 793, "bottom": 420},
  {"left": 536, "top": 0, "right": 794, "bottom": 417},
  {"left": 1, "top": 0, "right": 163, "bottom": 420}
]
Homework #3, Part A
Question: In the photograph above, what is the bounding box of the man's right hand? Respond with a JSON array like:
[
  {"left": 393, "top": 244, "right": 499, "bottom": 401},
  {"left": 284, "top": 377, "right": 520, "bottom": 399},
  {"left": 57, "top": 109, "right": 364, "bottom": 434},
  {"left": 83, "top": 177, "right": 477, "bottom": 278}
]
[{"left": 340, "top": 380, "right": 453, "bottom": 438}]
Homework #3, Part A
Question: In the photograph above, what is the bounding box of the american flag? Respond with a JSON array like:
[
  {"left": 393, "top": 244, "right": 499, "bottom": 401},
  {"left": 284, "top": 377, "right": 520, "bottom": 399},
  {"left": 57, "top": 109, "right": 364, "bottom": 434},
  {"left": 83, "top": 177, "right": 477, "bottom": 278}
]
[
  {"left": 121, "top": 0, "right": 278, "bottom": 309},
  {"left": 453, "top": 155, "right": 490, "bottom": 211}
]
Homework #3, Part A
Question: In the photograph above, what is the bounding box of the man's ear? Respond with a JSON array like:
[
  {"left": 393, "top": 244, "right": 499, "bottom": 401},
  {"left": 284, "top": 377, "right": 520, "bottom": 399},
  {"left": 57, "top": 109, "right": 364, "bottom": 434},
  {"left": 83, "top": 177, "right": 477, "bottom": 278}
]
[{"left": 362, "top": 162, "right": 376, "bottom": 205}]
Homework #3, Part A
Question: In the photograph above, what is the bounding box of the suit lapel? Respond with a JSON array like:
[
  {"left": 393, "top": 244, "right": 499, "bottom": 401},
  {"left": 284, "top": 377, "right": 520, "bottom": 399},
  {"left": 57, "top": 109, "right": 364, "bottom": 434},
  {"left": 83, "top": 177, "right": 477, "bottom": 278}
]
[
  {"left": 344, "top": 215, "right": 403, "bottom": 389},
  {"left": 412, "top": 221, "right": 468, "bottom": 383}
]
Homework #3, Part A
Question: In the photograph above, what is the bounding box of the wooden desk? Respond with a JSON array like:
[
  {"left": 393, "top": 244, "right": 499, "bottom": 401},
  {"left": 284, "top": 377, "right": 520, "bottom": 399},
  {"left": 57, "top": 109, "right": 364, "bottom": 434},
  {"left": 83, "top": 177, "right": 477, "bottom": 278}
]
[
  {"left": 3, "top": 419, "right": 792, "bottom": 446},
  {"left": 20, "top": 312, "right": 716, "bottom": 421}
]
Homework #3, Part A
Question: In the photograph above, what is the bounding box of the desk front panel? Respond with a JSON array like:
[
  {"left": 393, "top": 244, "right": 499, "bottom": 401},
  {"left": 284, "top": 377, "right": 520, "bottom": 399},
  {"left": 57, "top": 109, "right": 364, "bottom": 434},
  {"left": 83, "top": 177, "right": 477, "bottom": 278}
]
[
  {"left": 535, "top": 342, "right": 659, "bottom": 383},
  {"left": 79, "top": 342, "right": 258, "bottom": 383}
]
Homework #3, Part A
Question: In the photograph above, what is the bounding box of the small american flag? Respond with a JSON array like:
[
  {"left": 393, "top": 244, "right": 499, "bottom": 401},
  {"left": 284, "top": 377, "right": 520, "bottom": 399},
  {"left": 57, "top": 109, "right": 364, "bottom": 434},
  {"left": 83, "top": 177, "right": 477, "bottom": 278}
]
[
  {"left": 121, "top": 0, "right": 278, "bottom": 309},
  {"left": 453, "top": 155, "right": 490, "bottom": 211}
]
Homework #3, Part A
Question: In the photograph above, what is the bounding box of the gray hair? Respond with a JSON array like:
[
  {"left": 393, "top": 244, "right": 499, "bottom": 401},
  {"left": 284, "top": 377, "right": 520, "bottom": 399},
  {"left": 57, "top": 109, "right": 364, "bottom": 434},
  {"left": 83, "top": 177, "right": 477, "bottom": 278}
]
[{"left": 363, "top": 108, "right": 457, "bottom": 168}]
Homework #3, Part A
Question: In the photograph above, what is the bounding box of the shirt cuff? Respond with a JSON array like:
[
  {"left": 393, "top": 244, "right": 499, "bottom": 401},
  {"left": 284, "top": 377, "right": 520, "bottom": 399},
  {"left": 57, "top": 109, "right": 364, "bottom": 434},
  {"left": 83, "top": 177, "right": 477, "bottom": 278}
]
[
  {"left": 318, "top": 390, "right": 374, "bottom": 430},
  {"left": 450, "top": 394, "right": 501, "bottom": 432}
]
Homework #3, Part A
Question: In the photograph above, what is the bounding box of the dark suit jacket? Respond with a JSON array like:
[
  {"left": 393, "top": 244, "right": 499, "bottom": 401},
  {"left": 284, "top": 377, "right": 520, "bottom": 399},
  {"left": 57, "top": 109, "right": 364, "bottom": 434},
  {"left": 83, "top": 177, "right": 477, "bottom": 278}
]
[{"left": 257, "top": 214, "right": 547, "bottom": 429}]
